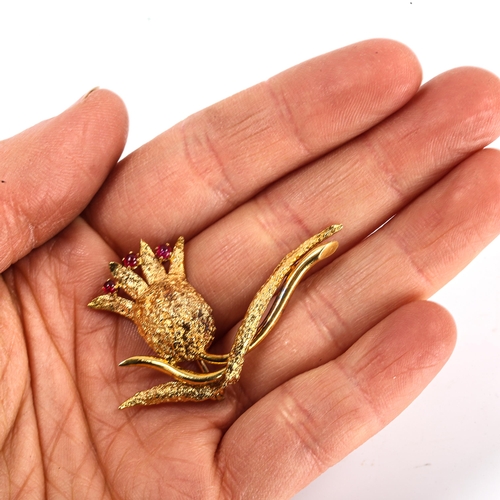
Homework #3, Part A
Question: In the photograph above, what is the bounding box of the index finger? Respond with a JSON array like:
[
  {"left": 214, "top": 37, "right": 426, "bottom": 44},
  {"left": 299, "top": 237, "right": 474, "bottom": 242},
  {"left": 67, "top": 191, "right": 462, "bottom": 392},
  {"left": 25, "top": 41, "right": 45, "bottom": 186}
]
[{"left": 85, "top": 39, "right": 421, "bottom": 251}]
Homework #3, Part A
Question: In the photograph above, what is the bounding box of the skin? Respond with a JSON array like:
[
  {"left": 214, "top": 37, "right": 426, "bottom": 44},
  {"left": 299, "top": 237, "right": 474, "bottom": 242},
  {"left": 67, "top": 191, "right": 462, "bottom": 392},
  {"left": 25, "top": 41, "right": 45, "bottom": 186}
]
[{"left": 1, "top": 39, "right": 500, "bottom": 499}]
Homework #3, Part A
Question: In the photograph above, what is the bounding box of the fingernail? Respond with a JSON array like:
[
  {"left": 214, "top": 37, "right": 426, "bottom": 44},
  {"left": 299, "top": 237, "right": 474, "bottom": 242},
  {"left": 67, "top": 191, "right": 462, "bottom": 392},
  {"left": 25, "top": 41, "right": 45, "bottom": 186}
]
[{"left": 80, "top": 87, "right": 100, "bottom": 101}]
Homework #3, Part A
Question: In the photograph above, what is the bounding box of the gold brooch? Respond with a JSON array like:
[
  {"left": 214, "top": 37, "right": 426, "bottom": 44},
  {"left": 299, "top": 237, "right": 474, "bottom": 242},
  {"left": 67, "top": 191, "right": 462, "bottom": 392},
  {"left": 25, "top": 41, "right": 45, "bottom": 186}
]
[{"left": 89, "top": 224, "right": 342, "bottom": 408}]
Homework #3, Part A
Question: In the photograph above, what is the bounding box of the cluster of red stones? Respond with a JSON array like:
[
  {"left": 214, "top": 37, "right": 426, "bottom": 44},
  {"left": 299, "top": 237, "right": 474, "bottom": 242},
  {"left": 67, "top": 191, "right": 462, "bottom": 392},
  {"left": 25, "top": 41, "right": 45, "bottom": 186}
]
[{"left": 102, "top": 243, "right": 172, "bottom": 294}]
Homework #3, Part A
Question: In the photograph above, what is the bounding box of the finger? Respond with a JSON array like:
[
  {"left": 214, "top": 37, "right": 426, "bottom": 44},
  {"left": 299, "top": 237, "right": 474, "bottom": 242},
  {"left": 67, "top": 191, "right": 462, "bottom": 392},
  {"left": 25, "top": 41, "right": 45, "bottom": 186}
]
[
  {"left": 85, "top": 39, "right": 421, "bottom": 249},
  {"left": 217, "top": 301, "right": 456, "bottom": 499},
  {"left": 0, "top": 89, "right": 128, "bottom": 272},
  {"left": 186, "top": 67, "right": 500, "bottom": 330},
  {"left": 235, "top": 147, "right": 500, "bottom": 402}
]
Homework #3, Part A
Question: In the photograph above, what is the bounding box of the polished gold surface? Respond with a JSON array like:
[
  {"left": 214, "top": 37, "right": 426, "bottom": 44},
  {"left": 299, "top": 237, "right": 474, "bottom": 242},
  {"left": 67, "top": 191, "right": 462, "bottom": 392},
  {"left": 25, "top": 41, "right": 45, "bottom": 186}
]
[{"left": 88, "top": 224, "right": 342, "bottom": 408}]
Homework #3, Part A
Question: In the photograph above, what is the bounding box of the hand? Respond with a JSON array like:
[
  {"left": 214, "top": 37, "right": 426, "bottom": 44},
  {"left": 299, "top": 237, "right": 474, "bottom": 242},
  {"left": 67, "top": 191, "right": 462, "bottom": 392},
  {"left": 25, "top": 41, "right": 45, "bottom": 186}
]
[{"left": 2, "top": 39, "right": 500, "bottom": 499}]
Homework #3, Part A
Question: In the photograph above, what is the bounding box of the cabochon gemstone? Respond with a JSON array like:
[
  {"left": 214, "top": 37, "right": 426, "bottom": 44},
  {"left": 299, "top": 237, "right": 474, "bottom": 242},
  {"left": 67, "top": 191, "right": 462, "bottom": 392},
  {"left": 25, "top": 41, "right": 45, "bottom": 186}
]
[
  {"left": 102, "top": 279, "right": 116, "bottom": 294},
  {"left": 123, "top": 253, "right": 139, "bottom": 268},
  {"left": 155, "top": 244, "right": 172, "bottom": 261}
]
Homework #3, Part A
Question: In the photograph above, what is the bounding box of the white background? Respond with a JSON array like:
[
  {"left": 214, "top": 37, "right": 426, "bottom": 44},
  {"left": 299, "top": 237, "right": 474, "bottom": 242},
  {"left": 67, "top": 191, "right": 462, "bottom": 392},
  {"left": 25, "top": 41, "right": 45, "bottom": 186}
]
[{"left": 1, "top": 1, "right": 499, "bottom": 499}]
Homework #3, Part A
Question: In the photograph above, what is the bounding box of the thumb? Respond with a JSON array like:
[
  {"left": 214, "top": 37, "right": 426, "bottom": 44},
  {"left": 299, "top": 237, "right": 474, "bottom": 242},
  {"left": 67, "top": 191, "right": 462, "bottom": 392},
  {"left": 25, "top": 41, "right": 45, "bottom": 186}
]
[{"left": 0, "top": 88, "right": 128, "bottom": 272}]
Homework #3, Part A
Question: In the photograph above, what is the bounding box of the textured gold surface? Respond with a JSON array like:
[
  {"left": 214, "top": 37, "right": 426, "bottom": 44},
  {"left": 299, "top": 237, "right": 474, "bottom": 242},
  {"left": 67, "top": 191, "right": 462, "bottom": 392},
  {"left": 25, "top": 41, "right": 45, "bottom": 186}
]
[{"left": 88, "top": 224, "right": 342, "bottom": 408}]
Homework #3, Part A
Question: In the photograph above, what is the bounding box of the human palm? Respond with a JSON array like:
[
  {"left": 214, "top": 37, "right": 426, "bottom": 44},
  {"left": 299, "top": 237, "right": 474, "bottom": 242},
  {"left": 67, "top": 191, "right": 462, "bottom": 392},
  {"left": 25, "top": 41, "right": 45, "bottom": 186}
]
[{"left": 2, "top": 40, "right": 500, "bottom": 499}]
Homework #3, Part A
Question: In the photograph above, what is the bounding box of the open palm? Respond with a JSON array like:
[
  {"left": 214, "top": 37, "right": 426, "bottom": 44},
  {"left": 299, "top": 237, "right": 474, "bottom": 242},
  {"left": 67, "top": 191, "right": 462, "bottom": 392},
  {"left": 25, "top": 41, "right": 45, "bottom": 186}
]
[{"left": 2, "top": 39, "right": 500, "bottom": 499}]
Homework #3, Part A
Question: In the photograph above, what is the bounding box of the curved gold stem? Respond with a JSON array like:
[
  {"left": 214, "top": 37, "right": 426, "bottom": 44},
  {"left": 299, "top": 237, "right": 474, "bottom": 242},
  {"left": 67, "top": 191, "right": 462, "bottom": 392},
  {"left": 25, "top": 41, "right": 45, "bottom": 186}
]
[
  {"left": 119, "top": 356, "right": 225, "bottom": 384},
  {"left": 199, "top": 238, "right": 340, "bottom": 364},
  {"left": 196, "top": 359, "right": 211, "bottom": 373},
  {"left": 249, "top": 239, "right": 338, "bottom": 349}
]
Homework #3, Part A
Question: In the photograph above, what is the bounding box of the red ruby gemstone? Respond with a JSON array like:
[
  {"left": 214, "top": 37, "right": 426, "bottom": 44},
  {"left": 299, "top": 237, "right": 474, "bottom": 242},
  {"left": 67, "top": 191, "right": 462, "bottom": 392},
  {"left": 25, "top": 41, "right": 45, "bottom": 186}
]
[
  {"left": 155, "top": 244, "right": 172, "bottom": 260},
  {"left": 123, "top": 253, "right": 138, "bottom": 268},
  {"left": 102, "top": 279, "right": 116, "bottom": 294}
]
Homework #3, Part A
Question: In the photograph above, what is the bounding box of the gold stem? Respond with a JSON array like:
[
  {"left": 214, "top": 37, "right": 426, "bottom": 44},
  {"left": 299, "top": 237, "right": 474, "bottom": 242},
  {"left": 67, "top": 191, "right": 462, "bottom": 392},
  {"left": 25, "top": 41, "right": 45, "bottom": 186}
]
[
  {"left": 119, "top": 356, "right": 225, "bottom": 384},
  {"left": 199, "top": 239, "right": 339, "bottom": 364}
]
